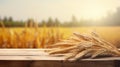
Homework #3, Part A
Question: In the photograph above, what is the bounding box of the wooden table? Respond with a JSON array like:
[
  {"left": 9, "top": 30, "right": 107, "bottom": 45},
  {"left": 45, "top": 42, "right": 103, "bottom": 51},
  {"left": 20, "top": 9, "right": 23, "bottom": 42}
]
[{"left": 0, "top": 49, "right": 120, "bottom": 67}]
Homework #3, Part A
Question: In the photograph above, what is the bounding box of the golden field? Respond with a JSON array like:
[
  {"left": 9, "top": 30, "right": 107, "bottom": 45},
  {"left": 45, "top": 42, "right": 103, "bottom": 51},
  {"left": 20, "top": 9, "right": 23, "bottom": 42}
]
[{"left": 0, "top": 26, "right": 120, "bottom": 48}]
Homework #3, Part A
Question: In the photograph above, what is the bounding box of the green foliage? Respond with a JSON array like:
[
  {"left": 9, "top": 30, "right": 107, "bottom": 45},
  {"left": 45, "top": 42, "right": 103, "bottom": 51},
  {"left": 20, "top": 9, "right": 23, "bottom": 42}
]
[
  {"left": 1, "top": 7, "right": 120, "bottom": 27},
  {"left": 46, "top": 17, "right": 54, "bottom": 27}
]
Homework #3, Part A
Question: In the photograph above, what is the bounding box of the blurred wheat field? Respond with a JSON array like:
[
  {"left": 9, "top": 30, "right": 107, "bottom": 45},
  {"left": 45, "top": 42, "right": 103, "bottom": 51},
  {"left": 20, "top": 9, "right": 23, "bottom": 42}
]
[
  {"left": 0, "top": 26, "right": 120, "bottom": 48},
  {"left": 71, "top": 27, "right": 120, "bottom": 45}
]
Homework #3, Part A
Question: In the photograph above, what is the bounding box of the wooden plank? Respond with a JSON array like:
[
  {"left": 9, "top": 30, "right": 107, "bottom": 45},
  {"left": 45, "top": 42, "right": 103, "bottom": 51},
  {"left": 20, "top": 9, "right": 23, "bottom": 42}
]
[
  {"left": 0, "top": 56, "right": 65, "bottom": 61},
  {"left": 0, "top": 61, "right": 32, "bottom": 67},
  {"left": 0, "top": 60, "right": 117, "bottom": 67},
  {"left": 0, "top": 55, "right": 120, "bottom": 61},
  {"left": 114, "top": 60, "right": 120, "bottom": 67},
  {"left": 0, "top": 49, "right": 119, "bottom": 67},
  {"left": 0, "top": 49, "right": 120, "bottom": 61},
  {"left": 0, "top": 49, "right": 49, "bottom": 56},
  {"left": 0, "top": 61, "right": 10, "bottom": 67},
  {"left": 62, "top": 61, "right": 114, "bottom": 67},
  {"left": 31, "top": 61, "right": 62, "bottom": 67}
]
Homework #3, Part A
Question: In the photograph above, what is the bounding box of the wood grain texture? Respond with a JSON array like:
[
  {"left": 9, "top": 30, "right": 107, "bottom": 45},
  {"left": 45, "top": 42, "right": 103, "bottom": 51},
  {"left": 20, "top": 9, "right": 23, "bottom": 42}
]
[
  {"left": 31, "top": 61, "right": 62, "bottom": 67},
  {"left": 0, "top": 49, "right": 119, "bottom": 67},
  {"left": 0, "top": 49, "right": 120, "bottom": 61},
  {"left": 63, "top": 61, "right": 114, "bottom": 67},
  {"left": 0, "top": 60, "right": 117, "bottom": 67}
]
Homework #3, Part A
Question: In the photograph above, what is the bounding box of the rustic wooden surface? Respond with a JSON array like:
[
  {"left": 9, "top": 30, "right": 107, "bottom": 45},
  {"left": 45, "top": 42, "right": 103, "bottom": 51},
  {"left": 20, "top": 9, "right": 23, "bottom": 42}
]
[{"left": 0, "top": 49, "right": 119, "bottom": 67}]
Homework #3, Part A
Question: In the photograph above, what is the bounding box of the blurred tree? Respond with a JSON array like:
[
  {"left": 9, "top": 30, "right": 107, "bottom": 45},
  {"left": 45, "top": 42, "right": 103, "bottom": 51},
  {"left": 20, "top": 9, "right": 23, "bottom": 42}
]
[
  {"left": 0, "top": 16, "right": 1, "bottom": 21},
  {"left": 54, "top": 18, "right": 60, "bottom": 27},
  {"left": 27, "top": 19, "right": 34, "bottom": 27},
  {"left": 71, "top": 15, "right": 78, "bottom": 27},
  {"left": 3, "top": 16, "right": 8, "bottom": 22},
  {"left": 8, "top": 16, "right": 13, "bottom": 22},
  {"left": 72, "top": 15, "right": 77, "bottom": 23},
  {"left": 47, "top": 17, "right": 54, "bottom": 27},
  {"left": 113, "top": 7, "right": 120, "bottom": 25},
  {"left": 41, "top": 20, "right": 46, "bottom": 27},
  {"left": 102, "top": 7, "right": 120, "bottom": 26}
]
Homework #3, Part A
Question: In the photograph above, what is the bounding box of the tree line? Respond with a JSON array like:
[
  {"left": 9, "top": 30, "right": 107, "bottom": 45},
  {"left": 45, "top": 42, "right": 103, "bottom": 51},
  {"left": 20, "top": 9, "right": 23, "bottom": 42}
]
[{"left": 1, "top": 7, "right": 120, "bottom": 27}]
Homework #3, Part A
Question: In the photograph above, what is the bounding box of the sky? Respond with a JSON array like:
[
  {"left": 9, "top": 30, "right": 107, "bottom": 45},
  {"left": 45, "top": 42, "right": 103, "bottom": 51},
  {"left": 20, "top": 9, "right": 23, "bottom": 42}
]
[{"left": 0, "top": 0, "right": 120, "bottom": 22}]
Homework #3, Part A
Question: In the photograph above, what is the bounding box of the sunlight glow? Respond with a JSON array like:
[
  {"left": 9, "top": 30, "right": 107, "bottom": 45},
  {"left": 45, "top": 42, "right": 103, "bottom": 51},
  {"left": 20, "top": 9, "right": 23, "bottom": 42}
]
[
  {"left": 0, "top": 0, "right": 120, "bottom": 21},
  {"left": 79, "top": 0, "right": 108, "bottom": 20}
]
